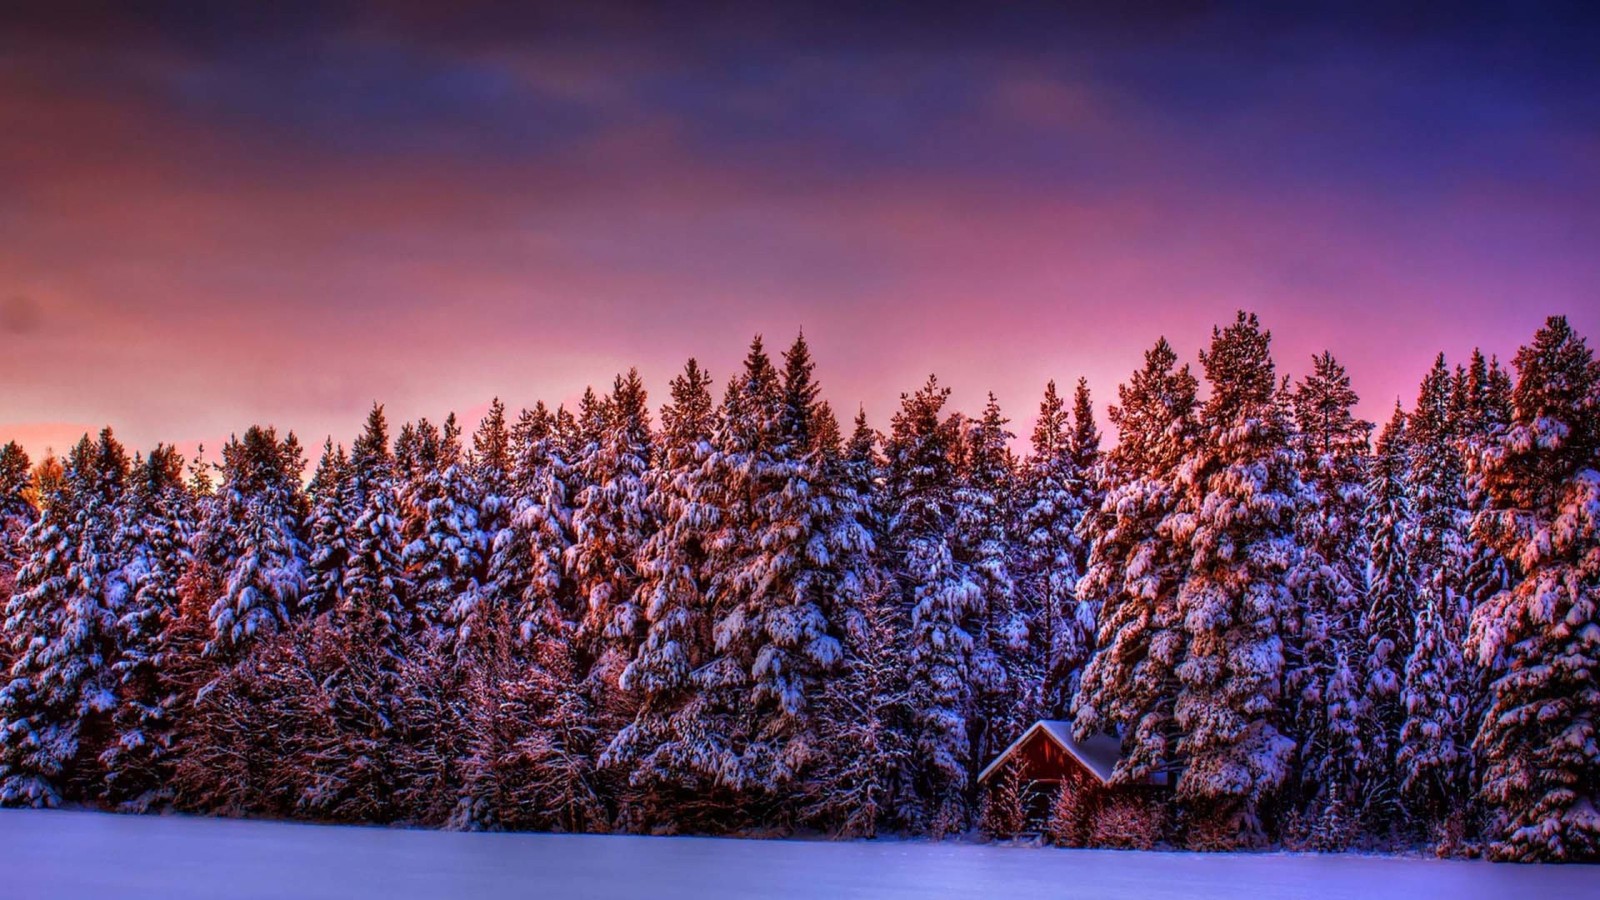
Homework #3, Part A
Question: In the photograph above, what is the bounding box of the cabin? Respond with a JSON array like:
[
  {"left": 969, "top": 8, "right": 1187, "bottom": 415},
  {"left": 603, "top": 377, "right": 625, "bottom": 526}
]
[{"left": 977, "top": 719, "right": 1168, "bottom": 836}]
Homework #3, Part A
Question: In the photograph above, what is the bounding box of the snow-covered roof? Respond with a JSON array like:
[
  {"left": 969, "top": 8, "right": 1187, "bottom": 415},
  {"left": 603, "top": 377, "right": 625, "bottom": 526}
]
[{"left": 976, "top": 719, "right": 1126, "bottom": 787}]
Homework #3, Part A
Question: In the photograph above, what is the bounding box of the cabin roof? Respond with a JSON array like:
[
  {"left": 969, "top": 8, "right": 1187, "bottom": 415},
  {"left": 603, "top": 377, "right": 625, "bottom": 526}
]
[{"left": 976, "top": 719, "right": 1125, "bottom": 787}]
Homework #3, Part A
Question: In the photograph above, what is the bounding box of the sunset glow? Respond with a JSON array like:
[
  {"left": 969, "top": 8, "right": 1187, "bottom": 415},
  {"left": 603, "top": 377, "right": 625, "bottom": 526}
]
[{"left": 3, "top": 3, "right": 1597, "bottom": 453}]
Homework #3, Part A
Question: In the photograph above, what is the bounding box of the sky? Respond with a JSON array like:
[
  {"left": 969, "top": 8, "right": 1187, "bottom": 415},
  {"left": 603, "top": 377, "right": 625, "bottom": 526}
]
[{"left": 2, "top": 1, "right": 1597, "bottom": 462}]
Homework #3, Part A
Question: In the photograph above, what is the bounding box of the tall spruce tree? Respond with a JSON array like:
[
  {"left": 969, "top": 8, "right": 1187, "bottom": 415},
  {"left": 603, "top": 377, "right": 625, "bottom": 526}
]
[
  {"left": 0, "top": 429, "right": 129, "bottom": 806},
  {"left": 1459, "top": 353, "right": 1516, "bottom": 615},
  {"left": 568, "top": 371, "right": 654, "bottom": 659},
  {"left": 201, "top": 426, "right": 309, "bottom": 658},
  {"left": 1360, "top": 403, "right": 1415, "bottom": 827},
  {"left": 1016, "top": 380, "right": 1098, "bottom": 720},
  {"left": 702, "top": 335, "right": 853, "bottom": 801},
  {"left": 1468, "top": 316, "right": 1600, "bottom": 862},
  {"left": 403, "top": 416, "right": 486, "bottom": 640},
  {"left": 1411, "top": 356, "right": 1470, "bottom": 627},
  {"left": 1074, "top": 339, "right": 1199, "bottom": 788},
  {"left": 1163, "top": 312, "right": 1299, "bottom": 844},
  {"left": 0, "top": 442, "right": 33, "bottom": 583},
  {"left": 303, "top": 440, "right": 351, "bottom": 618},
  {"left": 886, "top": 374, "right": 982, "bottom": 835},
  {"left": 1285, "top": 352, "right": 1372, "bottom": 833},
  {"left": 505, "top": 403, "right": 580, "bottom": 643},
  {"left": 1396, "top": 356, "right": 1472, "bottom": 830},
  {"left": 953, "top": 393, "right": 1017, "bottom": 769},
  {"left": 101, "top": 445, "right": 194, "bottom": 810},
  {"left": 1396, "top": 586, "right": 1469, "bottom": 832},
  {"left": 805, "top": 405, "right": 903, "bottom": 834},
  {"left": 605, "top": 359, "right": 721, "bottom": 821}
]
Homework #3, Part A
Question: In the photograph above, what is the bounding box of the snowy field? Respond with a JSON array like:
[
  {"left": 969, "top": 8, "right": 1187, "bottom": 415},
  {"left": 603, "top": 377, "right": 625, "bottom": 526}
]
[{"left": 4, "top": 810, "right": 1598, "bottom": 900}]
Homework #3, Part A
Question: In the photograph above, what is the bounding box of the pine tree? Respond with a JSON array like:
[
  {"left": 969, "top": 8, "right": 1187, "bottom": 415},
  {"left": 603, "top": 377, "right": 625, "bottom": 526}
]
[
  {"left": 1073, "top": 339, "right": 1199, "bottom": 786},
  {"left": 303, "top": 440, "right": 351, "bottom": 618},
  {"left": 1468, "top": 316, "right": 1600, "bottom": 862},
  {"left": 803, "top": 407, "right": 906, "bottom": 836},
  {"left": 470, "top": 398, "right": 513, "bottom": 502},
  {"left": 605, "top": 359, "right": 720, "bottom": 822},
  {"left": 1457, "top": 353, "right": 1515, "bottom": 619},
  {"left": 0, "top": 429, "right": 129, "bottom": 806},
  {"left": 886, "top": 374, "right": 983, "bottom": 835},
  {"left": 1455, "top": 352, "right": 1515, "bottom": 770},
  {"left": 1015, "top": 379, "right": 1099, "bottom": 721},
  {"left": 696, "top": 335, "right": 856, "bottom": 805},
  {"left": 953, "top": 392, "right": 1017, "bottom": 771},
  {"left": 568, "top": 371, "right": 654, "bottom": 659},
  {"left": 0, "top": 441, "right": 33, "bottom": 582},
  {"left": 403, "top": 416, "right": 486, "bottom": 639},
  {"left": 1411, "top": 355, "right": 1470, "bottom": 628},
  {"left": 1396, "top": 588, "right": 1469, "bottom": 831},
  {"left": 202, "top": 426, "right": 309, "bottom": 658},
  {"left": 462, "top": 400, "right": 515, "bottom": 647},
  {"left": 1396, "top": 356, "right": 1472, "bottom": 831},
  {"left": 482, "top": 406, "right": 542, "bottom": 642},
  {"left": 101, "top": 445, "right": 194, "bottom": 810},
  {"left": 502, "top": 403, "right": 580, "bottom": 644},
  {"left": 342, "top": 475, "right": 411, "bottom": 652},
  {"left": 1285, "top": 352, "right": 1372, "bottom": 824},
  {"left": 1163, "top": 312, "right": 1299, "bottom": 843}
]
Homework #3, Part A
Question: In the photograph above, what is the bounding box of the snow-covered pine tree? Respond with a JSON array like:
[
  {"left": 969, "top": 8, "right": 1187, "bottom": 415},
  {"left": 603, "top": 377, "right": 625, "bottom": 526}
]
[
  {"left": 294, "top": 463, "right": 413, "bottom": 823},
  {"left": 1070, "top": 378, "right": 1103, "bottom": 487},
  {"left": 1467, "top": 315, "right": 1600, "bottom": 862},
  {"left": 886, "top": 374, "right": 983, "bottom": 836},
  {"left": 804, "top": 409, "right": 912, "bottom": 837},
  {"left": 488, "top": 620, "right": 606, "bottom": 834},
  {"left": 1411, "top": 355, "right": 1470, "bottom": 629},
  {"left": 343, "top": 404, "right": 388, "bottom": 506},
  {"left": 1396, "top": 585, "right": 1469, "bottom": 834},
  {"left": 696, "top": 335, "right": 854, "bottom": 810},
  {"left": 563, "top": 371, "right": 654, "bottom": 794},
  {"left": 435, "top": 405, "right": 546, "bottom": 833},
  {"left": 604, "top": 358, "right": 721, "bottom": 826},
  {"left": 303, "top": 440, "right": 351, "bottom": 618},
  {"left": 470, "top": 398, "right": 512, "bottom": 503},
  {"left": 1457, "top": 353, "right": 1516, "bottom": 620},
  {"left": 341, "top": 471, "right": 411, "bottom": 652},
  {"left": 101, "top": 444, "right": 194, "bottom": 810},
  {"left": 403, "top": 415, "right": 486, "bottom": 641},
  {"left": 1394, "top": 356, "right": 1472, "bottom": 830},
  {"left": 481, "top": 405, "right": 541, "bottom": 640},
  {"left": 1284, "top": 352, "right": 1372, "bottom": 834},
  {"left": 0, "top": 429, "right": 129, "bottom": 806},
  {"left": 953, "top": 392, "right": 1018, "bottom": 773},
  {"left": 1162, "top": 312, "right": 1299, "bottom": 845},
  {"left": 0, "top": 441, "right": 33, "bottom": 586},
  {"left": 1015, "top": 380, "right": 1098, "bottom": 722},
  {"left": 1359, "top": 402, "right": 1416, "bottom": 829},
  {"left": 201, "top": 426, "right": 309, "bottom": 659},
  {"left": 1454, "top": 351, "right": 1516, "bottom": 769},
  {"left": 445, "top": 399, "right": 599, "bottom": 833},
  {"left": 1073, "top": 338, "right": 1199, "bottom": 787},
  {"left": 568, "top": 370, "right": 654, "bottom": 661},
  {"left": 394, "top": 414, "right": 443, "bottom": 542},
  {"left": 462, "top": 400, "right": 514, "bottom": 642},
  {"left": 492, "top": 403, "right": 578, "bottom": 645}
]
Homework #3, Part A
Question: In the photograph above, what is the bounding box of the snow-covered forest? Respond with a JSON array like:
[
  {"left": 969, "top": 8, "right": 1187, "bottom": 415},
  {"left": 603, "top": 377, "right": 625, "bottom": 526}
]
[{"left": 0, "top": 312, "right": 1595, "bottom": 863}]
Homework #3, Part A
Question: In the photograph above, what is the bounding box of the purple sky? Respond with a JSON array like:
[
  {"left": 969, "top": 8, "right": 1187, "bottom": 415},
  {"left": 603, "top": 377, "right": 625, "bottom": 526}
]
[{"left": 2, "top": 2, "right": 1597, "bottom": 460}]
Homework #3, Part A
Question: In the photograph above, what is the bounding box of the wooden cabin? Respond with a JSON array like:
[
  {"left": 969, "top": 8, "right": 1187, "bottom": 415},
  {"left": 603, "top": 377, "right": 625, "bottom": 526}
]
[{"left": 978, "top": 720, "right": 1168, "bottom": 836}]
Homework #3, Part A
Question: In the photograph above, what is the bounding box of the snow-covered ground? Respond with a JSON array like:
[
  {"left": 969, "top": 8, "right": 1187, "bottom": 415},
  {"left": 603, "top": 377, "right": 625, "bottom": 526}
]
[{"left": 3, "top": 809, "right": 1596, "bottom": 900}]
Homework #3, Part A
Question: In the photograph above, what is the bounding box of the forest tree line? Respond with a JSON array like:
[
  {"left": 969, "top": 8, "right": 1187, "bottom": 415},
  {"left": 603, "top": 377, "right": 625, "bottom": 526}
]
[{"left": 0, "top": 312, "right": 1595, "bottom": 862}]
